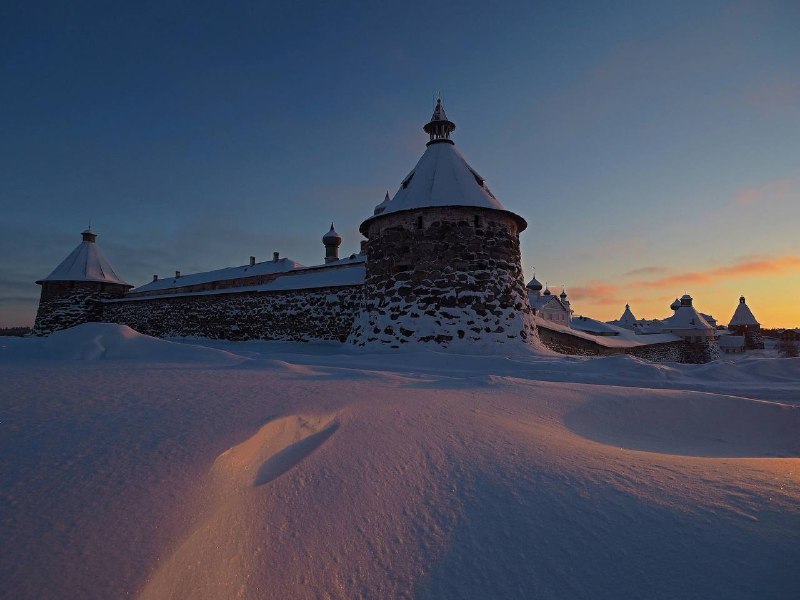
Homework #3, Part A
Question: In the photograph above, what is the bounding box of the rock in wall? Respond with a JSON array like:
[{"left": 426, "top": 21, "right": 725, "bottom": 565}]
[
  {"left": 32, "top": 282, "right": 128, "bottom": 336},
  {"left": 98, "top": 285, "right": 363, "bottom": 342},
  {"left": 350, "top": 207, "right": 539, "bottom": 351},
  {"left": 537, "top": 324, "right": 710, "bottom": 363}
]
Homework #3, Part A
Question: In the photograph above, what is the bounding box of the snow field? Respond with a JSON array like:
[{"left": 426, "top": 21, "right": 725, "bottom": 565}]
[{"left": 1, "top": 324, "right": 798, "bottom": 599}]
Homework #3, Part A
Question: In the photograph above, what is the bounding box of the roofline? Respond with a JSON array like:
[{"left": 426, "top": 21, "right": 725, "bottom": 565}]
[
  {"left": 36, "top": 278, "right": 133, "bottom": 288},
  {"left": 359, "top": 205, "right": 528, "bottom": 236}
]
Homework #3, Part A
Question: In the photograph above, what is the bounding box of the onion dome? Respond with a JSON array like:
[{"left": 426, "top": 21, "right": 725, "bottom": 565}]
[
  {"left": 36, "top": 229, "right": 130, "bottom": 287},
  {"left": 670, "top": 298, "right": 681, "bottom": 311},
  {"left": 560, "top": 289, "right": 567, "bottom": 299},
  {"left": 323, "top": 222, "right": 342, "bottom": 245},
  {"left": 543, "top": 287, "right": 551, "bottom": 296},
  {"left": 526, "top": 275, "right": 543, "bottom": 291}
]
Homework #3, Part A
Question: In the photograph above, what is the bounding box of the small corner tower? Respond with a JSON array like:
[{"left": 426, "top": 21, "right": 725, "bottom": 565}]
[
  {"left": 728, "top": 295, "right": 763, "bottom": 349},
  {"left": 32, "top": 228, "right": 132, "bottom": 335},
  {"left": 323, "top": 223, "right": 342, "bottom": 263},
  {"left": 349, "top": 98, "right": 539, "bottom": 351}
]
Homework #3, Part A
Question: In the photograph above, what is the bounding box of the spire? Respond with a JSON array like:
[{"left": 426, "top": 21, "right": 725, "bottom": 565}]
[{"left": 423, "top": 97, "right": 456, "bottom": 146}]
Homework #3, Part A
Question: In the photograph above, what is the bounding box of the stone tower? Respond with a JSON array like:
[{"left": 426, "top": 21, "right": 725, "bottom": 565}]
[
  {"left": 728, "top": 295, "right": 764, "bottom": 349},
  {"left": 33, "top": 229, "right": 132, "bottom": 335},
  {"left": 349, "top": 99, "right": 538, "bottom": 350}
]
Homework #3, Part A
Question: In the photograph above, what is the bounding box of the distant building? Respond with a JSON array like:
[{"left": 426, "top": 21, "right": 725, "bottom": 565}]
[
  {"left": 718, "top": 334, "right": 745, "bottom": 354},
  {"left": 728, "top": 295, "right": 764, "bottom": 349},
  {"left": 526, "top": 277, "right": 571, "bottom": 325}
]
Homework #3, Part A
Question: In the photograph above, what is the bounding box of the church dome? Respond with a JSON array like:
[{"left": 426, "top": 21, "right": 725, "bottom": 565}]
[
  {"left": 323, "top": 223, "right": 342, "bottom": 244},
  {"left": 526, "top": 276, "right": 543, "bottom": 291}
]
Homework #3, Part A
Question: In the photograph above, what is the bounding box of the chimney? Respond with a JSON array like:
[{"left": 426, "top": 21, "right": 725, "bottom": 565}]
[
  {"left": 360, "top": 240, "right": 367, "bottom": 254},
  {"left": 250, "top": 256, "right": 256, "bottom": 266},
  {"left": 153, "top": 275, "right": 158, "bottom": 282},
  {"left": 273, "top": 252, "right": 280, "bottom": 262},
  {"left": 175, "top": 271, "right": 181, "bottom": 278}
]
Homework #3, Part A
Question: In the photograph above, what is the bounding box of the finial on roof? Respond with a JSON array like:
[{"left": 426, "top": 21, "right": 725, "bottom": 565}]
[
  {"left": 423, "top": 97, "right": 456, "bottom": 146},
  {"left": 739, "top": 295, "right": 746, "bottom": 304}
]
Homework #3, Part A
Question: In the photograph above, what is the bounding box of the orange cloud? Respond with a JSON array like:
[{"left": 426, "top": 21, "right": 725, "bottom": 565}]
[
  {"left": 636, "top": 255, "right": 800, "bottom": 288},
  {"left": 568, "top": 254, "right": 800, "bottom": 320},
  {"left": 733, "top": 179, "right": 798, "bottom": 207}
]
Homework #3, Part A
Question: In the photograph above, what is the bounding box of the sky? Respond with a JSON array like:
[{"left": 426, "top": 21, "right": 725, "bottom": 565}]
[{"left": 1, "top": 0, "right": 799, "bottom": 328}]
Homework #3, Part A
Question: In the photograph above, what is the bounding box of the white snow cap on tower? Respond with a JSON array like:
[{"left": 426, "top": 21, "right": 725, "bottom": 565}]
[
  {"left": 618, "top": 304, "right": 637, "bottom": 325},
  {"left": 364, "top": 98, "right": 524, "bottom": 227},
  {"left": 729, "top": 296, "right": 760, "bottom": 327},
  {"left": 37, "top": 230, "right": 130, "bottom": 286}
]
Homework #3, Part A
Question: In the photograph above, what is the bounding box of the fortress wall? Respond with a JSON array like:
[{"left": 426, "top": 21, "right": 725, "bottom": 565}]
[
  {"left": 97, "top": 285, "right": 364, "bottom": 342},
  {"left": 537, "top": 325, "right": 710, "bottom": 363}
]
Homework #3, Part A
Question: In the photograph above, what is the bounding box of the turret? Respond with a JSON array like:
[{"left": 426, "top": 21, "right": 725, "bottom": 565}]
[
  {"left": 349, "top": 98, "right": 537, "bottom": 350},
  {"left": 323, "top": 223, "right": 342, "bottom": 263},
  {"left": 33, "top": 228, "right": 132, "bottom": 335}
]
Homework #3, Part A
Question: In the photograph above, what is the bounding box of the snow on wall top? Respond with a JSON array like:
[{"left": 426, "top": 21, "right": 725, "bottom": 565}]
[
  {"left": 130, "top": 257, "right": 305, "bottom": 293},
  {"left": 729, "top": 297, "right": 760, "bottom": 327},
  {"left": 37, "top": 235, "right": 130, "bottom": 286},
  {"left": 106, "top": 261, "right": 365, "bottom": 302},
  {"left": 373, "top": 141, "right": 506, "bottom": 217}
]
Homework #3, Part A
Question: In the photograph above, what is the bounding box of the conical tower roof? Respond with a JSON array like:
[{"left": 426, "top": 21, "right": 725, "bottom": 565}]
[
  {"left": 619, "top": 304, "right": 637, "bottom": 325},
  {"left": 729, "top": 296, "right": 760, "bottom": 327},
  {"left": 36, "top": 230, "right": 131, "bottom": 287},
  {"left": 361, "top": 98, "right": 525, "bottom": 233}
]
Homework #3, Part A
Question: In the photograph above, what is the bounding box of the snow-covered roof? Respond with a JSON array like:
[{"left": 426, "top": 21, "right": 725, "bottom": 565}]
[
  {"left": 107, "top": 262, "right": 365, "bottom": 303},
  {"left": 323, "top": 223, "right": 342, "bottom": 243},
  {"left": 37, "top": 230, "right": 130, "bottom": 287},
  {"left": 376, "top": 142, "right": 505, "bottom": 215},
  {"left": 718, "top": 335, "right": 745, "bottom": 348},
  {"left": 362, "top": 100, "right": 525, "bottom": 230},
  {"left": 729, "top": 296, "right": 760, "bottom": 327},
  {"left": 618, "top": 304, "right": 637, "bottom": 324},
  {"left": 537, "top": 315, "right": 681, "bottom": 347},
  {"left": 529, "top": 293, "right": 567, "bottom": 312},
  {"left": 571, "top": 316, "right": 621, "bottom": 335},
  {"left": 129, "top": 257, "right": 305, "bottom": 294},
  {"left": 660, "top": 305, "right": 714, "bottom": 331},
  {"left": 373, "top": 191, "right": 391, "bottom": 216}
]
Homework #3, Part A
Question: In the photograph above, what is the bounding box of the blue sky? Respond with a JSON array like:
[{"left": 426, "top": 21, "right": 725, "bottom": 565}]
[{"left": 2, "top": 0, "right": 799, "bottom": 326}]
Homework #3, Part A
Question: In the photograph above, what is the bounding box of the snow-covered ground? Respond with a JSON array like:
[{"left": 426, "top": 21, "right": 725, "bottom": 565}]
[{"left": 1, "top": 324, "right": 798, "bottom": 599}]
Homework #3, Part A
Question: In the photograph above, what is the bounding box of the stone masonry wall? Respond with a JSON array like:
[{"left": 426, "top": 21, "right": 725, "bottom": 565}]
[
  {"left": 349, "top": 207, "right": 539, "bottom": 350},
  {"left": 537, "top": 324, "right": 715, "bottom": 363},
  {"left": 32, "top": 282, "right": 129, "bottom": 336},
  {"left": 98, "top": 285, "right": 363, "bottom": 342}
]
